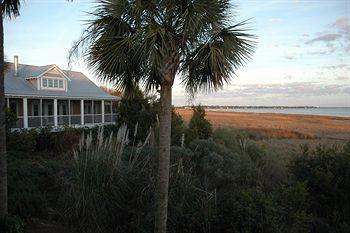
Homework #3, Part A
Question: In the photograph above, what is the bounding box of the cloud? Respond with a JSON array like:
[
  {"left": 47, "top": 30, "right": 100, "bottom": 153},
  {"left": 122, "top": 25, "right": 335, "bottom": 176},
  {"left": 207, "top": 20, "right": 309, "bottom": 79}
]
[
  {"left": 336, "top": 76, "right": 349, "bottom": 81},
  {"left": 284, "top": 75, "right": 293, "bottom": 80},
  {"left": 333, "top": 17, "right": 350, "bottom": 31},
  {"left": 193, "top": 82, "right": 350, "bottom": 99},
  {"left": 268, "top": 18, "right": 283, "bottom": 23},
  {"left": 322, "top": 64, "right": 349, "bottom": 70},
  {"left": 305, "top": 33, "right": 342, "bottom": 44},
  {"left": 283, "top": 55, "right": 295, "bottom": 60}
]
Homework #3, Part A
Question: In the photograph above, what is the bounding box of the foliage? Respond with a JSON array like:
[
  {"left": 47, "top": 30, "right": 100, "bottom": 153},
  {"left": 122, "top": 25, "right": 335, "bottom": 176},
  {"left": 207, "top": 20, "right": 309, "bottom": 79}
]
[
  {"left": 69, "top": 0, "right": 255, "bottom": 93},
  {"left": 7, "top": 150, "right": 64, "bottom": 219},
  {"left": 6, "top": 124, "right": 350, "bottom": 232},
  {"left": 5, "top": 107, "right": 17, "bottom": 131},
  {"left": 63, "top": 126, "right": 155, "bottom": 233},
  {"left": 290, "top": 143, "right": 350, "bottom": 231},
  {"left": 6, "top": 125, "right": 121, "bottom": 155},
  {"left": 186, "top": 106, "right": 212, "bottom": 144},
  {"left": 117, "top": 88, "right": 158, "bottom": 142},
  {"left": 171, "top": 109, "right": 186, "bottom": 146},
  {"left": 0, "top": 214, "right": 24, "bottom": 233}
]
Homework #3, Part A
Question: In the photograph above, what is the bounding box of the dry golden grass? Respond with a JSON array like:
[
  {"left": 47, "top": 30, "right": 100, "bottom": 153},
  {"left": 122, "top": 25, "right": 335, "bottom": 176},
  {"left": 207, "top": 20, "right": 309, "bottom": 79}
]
[{"left": 177, "top": 109, "right": 350, "bottom": 140}]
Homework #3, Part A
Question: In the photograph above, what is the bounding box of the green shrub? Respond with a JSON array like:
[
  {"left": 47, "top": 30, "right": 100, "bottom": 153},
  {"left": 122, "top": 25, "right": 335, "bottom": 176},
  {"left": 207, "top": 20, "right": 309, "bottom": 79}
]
[
  {"left": 213, "top": 127, "right": 266, "bottom": 162},
  {"left": 186, "top": 106, "right": 212, "bottom": 144},
  {"left": 0, "top": 215, "right": 24, "bottom": 233},
  {"left": 5, "top": 107, "right": 17, "bottom": 131},
  {"left": 6, "top": 129, "right": 37, "bottom": 152},
  {"left": 63, "top": 126, "right": 155, "bottom": 233},
  {"left": 171, "top": 109, "right": 186, "bottom": 146},
  {"left": 7, "top": 151, "right": 65, "bottom": 219},
  {"left": 290, "top": 143, "right": 350, "bottom": 229},
  {"left": 117, "top": 88, "right": 158, "bottom": 142}
]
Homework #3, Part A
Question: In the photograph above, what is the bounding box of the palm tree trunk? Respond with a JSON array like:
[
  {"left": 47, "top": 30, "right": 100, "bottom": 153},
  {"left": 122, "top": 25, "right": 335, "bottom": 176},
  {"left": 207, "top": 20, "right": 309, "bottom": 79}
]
[
  {"left": 0, "top": 6, "right": 8, "bottom": 216},
  {"left": 154, "top": 82, "right": 172, "bottom": 233}
]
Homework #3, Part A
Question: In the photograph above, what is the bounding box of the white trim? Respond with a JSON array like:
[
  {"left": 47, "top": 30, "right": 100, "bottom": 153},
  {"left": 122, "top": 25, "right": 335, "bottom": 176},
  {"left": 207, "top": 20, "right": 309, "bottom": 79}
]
[
  {"left": 68, "top": 99, "right": 71, "bottom": 126},
  {"left": 54, "top": 99, "right": 58, "bottom": 127},
  {"left": 101, "top": 100, "right": 105, "bottom": 123},
  {"left": 5, "top": 94, "right": 120, "bottom": 101},
  {"left": 36, "top": 65, "right": 72, "bottom": 81},
  {"left": 80, "top": 99, "right": 84, "bottom": 125},
  {"left": 40, "top": 99, "right": 43, "bottom": 127},
  {"left": 23, "top": 98, "right": 28, "bottom": 128},
  {"left": 92, "top": 100, "right": 94, "bottom": 124},
  {"left": 41, "top": 77, "right": 66, "bottom": 91}
]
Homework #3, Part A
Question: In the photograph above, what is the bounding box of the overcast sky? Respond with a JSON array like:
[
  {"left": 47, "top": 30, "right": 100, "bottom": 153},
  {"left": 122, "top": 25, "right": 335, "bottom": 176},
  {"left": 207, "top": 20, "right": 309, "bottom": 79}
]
[{"left": 4, "top": 0, "right": 350, "bottom": 107}]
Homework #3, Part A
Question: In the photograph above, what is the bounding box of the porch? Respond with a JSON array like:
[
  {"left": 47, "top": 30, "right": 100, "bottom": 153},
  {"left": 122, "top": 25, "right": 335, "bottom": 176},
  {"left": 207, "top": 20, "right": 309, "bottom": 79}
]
[{"left": 5, "top": 97, "right": 118, "bottom": 129}]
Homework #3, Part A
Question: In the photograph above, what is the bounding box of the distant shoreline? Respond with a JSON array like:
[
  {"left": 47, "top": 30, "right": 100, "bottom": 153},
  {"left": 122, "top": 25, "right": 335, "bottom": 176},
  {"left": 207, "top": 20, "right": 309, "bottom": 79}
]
[
  {"left": 177, "top": 106, "right": 349, "bottom": 109},
  {"left": 176, "top": 109, "right": 350, "bottom": 140},
  {"left": 176, "top": 106, "right": 350, "bottom": 118}
]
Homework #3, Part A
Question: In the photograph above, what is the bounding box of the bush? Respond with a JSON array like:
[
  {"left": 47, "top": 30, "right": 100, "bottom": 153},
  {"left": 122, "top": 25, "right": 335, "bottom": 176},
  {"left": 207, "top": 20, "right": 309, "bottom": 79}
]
[
  {"left": 6, "top": 129, "right": 38, "bottom": 152},
  {"left": 7, "top": 151, "right": 64, "bottom": 219},
  {"left": 117, "top": 88, "right": 158, "bottom": 143},
  {"left": 63, "top": 126, "right": 155, "bottom": 233},
  {"left": 0, "top": 215, "right": 24, "bottom": 233},
  {"left": 171, "top": 109, "right": 186, "bottom": 146},
  {"left": 186, "top": 106, "right": 212, "bottom": 144},
  {"left": 5, "top": 107, "right": 17, "bottom": 131},
  {"left": 290, "top": 143, "right": 350, "bottom": 230}
]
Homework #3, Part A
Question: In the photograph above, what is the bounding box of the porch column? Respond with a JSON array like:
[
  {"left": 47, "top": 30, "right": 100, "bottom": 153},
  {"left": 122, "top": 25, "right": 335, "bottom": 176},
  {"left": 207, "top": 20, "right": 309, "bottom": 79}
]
[
  {"left": 6, "top": 98, "right": 9, "bottom": 108},
  {"left": 40, "top": 99, "right": 43, "bottom": 127},
  {"left": 68, "top": 100, "right": 71, "bottom": 126},
  {"left": 110, "top": 101, "right": 113, "bottom": 122},
  {"left": 54, "top": 99, "right": 58, "bottom": 127},
  {"left": 80, "top": 99, "right": 84, "bottom": 125},
  {"left": 101, "top": 100, "right": 105, "bottom": 123},
  {"left": 23, "top": 98, "right": 28, "bottom": 128},
  {"left": 92, "top": 100, "right": 94, "bottom": 124}
]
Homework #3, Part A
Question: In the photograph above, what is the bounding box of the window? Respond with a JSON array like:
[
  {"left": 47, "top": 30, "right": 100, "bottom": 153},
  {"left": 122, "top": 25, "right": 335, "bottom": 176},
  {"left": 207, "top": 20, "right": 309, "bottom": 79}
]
[
  {"left": 43, "top": 78, "right": 48, "bottom": 87},
  {"left": 42, "top": 77, "right": 65, "bottom": 90},
  {"left": 33, "top": 104, "right": 39, "bottom": 116},
  {"left": 48, "top": 104, "right": 53, "bottom": 115}
]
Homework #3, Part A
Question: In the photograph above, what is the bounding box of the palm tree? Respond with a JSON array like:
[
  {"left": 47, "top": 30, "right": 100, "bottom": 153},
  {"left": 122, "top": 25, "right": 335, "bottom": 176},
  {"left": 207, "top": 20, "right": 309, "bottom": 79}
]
[
  {"left": 70, "top": 1, "right": 255, "bottom": 232},
  {"left": 0, "top": 0, "right": 21, "bottom": 217}
]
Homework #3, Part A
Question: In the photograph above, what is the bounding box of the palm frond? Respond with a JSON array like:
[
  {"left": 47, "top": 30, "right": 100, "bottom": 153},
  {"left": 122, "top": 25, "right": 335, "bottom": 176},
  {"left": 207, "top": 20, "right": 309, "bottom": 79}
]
[
  {"left": 181, "top": 21, "right": 256, "bottom": 94},
  {"left": 69, "top": 0, "right": 256, "bottom": 94},
  {"left": 1, "top": 0, "right": 21, "bottom": 19}
]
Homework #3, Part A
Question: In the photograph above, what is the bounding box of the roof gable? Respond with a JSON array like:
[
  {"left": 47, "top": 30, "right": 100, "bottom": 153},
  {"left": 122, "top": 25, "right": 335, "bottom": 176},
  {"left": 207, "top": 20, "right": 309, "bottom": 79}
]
[
  {"left": 4, "top": 62, "right": 120, "bottom": 100},
  {"left": 29, "top": 65, "right": 71, "bottom": 81}
]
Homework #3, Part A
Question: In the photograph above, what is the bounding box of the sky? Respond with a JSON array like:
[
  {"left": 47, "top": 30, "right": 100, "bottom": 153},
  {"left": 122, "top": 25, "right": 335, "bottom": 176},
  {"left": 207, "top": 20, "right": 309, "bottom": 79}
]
[{"left": 4, "top": 0, "right": 350, "bottom": 107}]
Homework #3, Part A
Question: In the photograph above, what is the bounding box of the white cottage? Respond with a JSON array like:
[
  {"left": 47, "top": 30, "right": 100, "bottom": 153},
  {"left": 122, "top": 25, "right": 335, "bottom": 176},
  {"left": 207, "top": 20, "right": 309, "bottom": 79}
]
[{"left": 4, "top": 56, "right": 120, "bottom": 129}]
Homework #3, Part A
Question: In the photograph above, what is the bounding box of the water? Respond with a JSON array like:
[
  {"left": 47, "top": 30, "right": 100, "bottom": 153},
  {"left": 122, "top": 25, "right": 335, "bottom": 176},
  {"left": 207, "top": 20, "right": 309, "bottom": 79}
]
[{"left": 206, "top": 107, "right": 350, "bottom": 117}]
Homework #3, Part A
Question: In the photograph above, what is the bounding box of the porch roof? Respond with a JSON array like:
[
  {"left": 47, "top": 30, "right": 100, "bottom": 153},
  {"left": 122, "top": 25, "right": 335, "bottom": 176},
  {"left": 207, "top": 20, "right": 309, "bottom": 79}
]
[{"left": 5, "top": 63, "right": 121, "bottom": 100}]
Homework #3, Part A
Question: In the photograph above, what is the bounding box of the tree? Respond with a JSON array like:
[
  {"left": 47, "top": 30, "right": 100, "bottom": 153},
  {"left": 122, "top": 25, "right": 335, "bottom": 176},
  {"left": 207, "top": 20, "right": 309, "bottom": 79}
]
[
  {"left": 186, "top": 105, "right": 212, "bottom": 143},
  {"left": 0, "top": 0, "right": 72, "bottom": 218},
  {"left": 0, "top": 0, "right": 21, "bottom": 217},
  {"left": 70, "top": 1, "right": 255, "bottom": 232},
  {"left": 117, "top": 87, "right": 158, "bottom": 142},
  {"left": 171, "top": 108, "right": 186, "bottom": 146}
]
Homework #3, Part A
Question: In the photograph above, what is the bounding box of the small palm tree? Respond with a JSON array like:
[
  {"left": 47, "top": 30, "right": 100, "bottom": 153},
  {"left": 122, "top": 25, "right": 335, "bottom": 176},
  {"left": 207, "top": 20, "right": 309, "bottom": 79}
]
[
  {"left": 70, "top": 1, "right": 255, "bottom": 232},
  {"left": 0, "top": 0, "right": 21, "bottom": 217}
]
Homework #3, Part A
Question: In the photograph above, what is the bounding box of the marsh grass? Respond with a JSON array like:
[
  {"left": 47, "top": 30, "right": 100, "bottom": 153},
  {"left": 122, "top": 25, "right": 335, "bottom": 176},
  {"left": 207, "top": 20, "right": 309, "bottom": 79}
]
[{"left": 63, "top": 125, "right": 153, "bottom": 232}]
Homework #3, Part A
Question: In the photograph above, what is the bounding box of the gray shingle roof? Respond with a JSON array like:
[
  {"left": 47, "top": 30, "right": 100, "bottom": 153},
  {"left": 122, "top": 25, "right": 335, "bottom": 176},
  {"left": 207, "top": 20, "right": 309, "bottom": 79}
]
[{"left": 5, "top": 63, "right": 120, "bottom": 100}]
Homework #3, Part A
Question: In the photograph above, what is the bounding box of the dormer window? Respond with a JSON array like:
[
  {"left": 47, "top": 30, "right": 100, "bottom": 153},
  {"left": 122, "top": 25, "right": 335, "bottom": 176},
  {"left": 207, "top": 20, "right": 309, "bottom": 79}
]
[{"left": 42, "top": 77, "right": 65, "bottom": 90}]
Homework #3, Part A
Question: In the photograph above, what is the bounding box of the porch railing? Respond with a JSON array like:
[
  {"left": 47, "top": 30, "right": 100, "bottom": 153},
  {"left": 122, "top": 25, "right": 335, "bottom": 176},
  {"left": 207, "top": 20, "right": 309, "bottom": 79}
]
[{"left": 25, "top": 113, "right": 117, "bottom": 128}]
